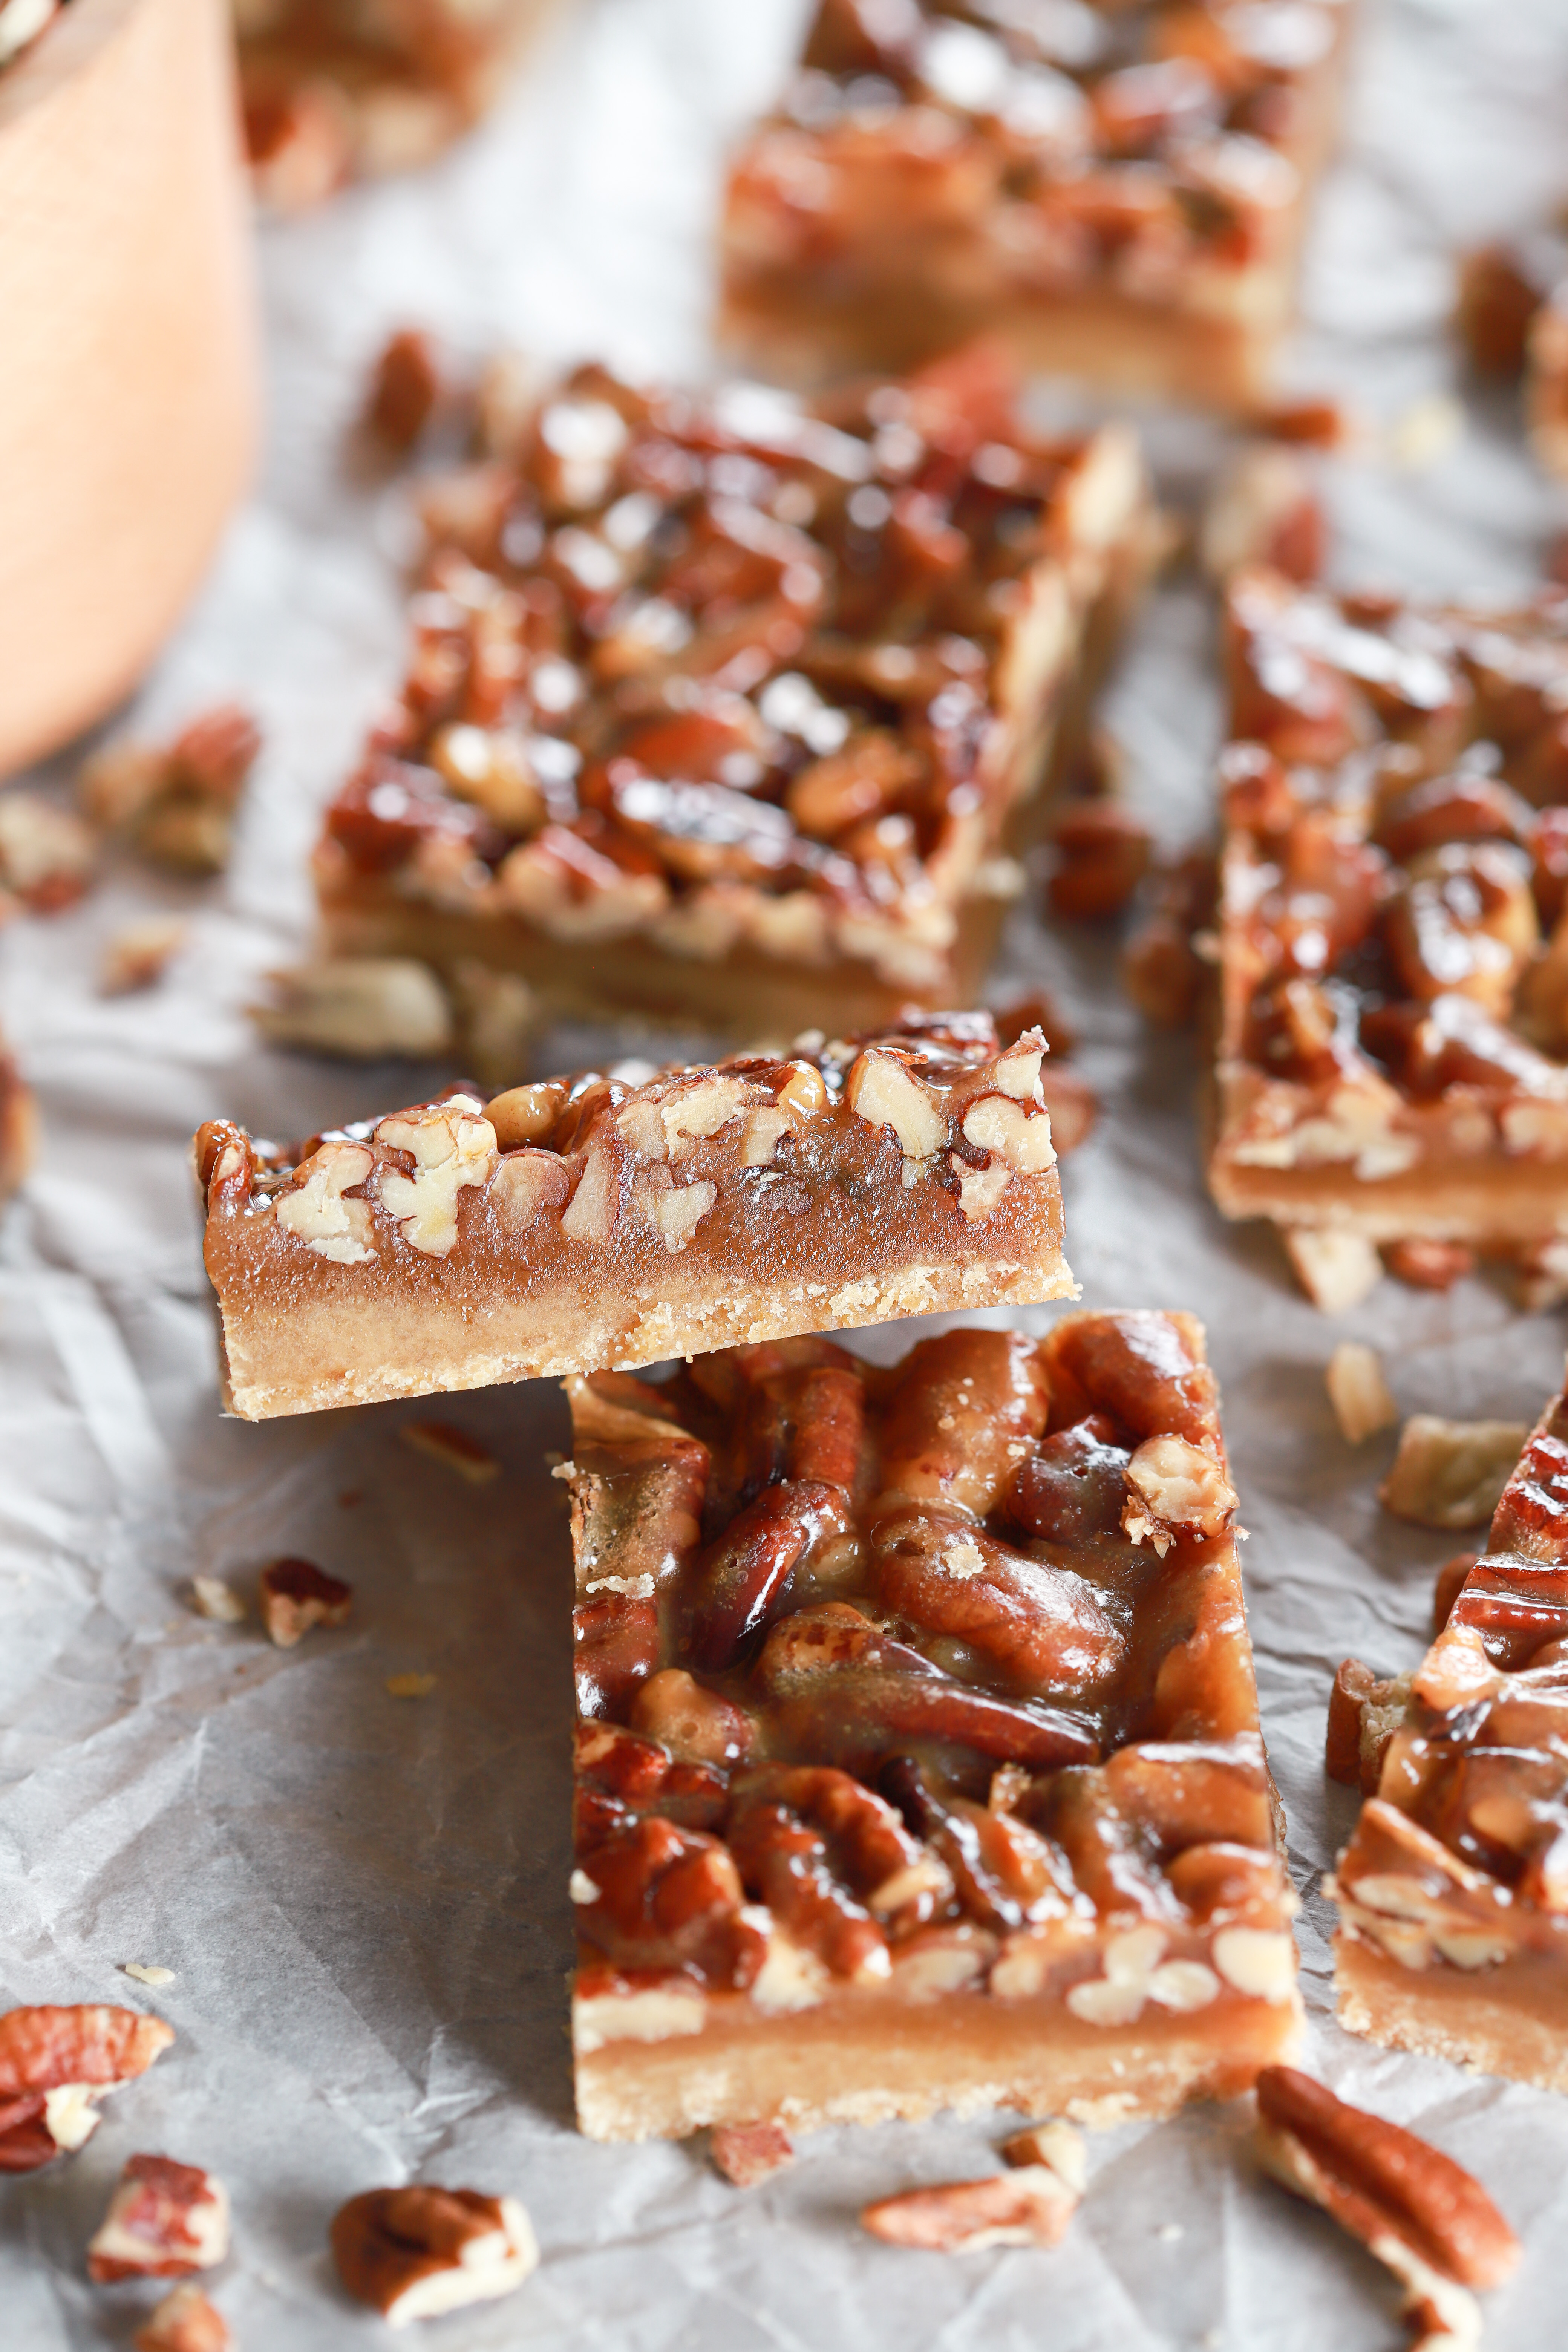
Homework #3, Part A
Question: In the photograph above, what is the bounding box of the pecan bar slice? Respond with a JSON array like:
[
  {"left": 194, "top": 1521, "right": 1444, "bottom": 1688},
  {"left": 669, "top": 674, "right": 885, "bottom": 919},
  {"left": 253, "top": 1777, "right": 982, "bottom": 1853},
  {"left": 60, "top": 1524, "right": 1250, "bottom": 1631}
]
[
  {"left": 237, "top": 0, "right": 563, "bottom": 205},
  {"left": 311, "top": 344, "right": 1156, "bottom": 1038},
  {"left": 194, "top": 1011, "right": 1073, "bottom": 1419},
  {"left": 567, "top": 1310, "right": 1300, "bottom": 2141},
  {"left": 1329, "top": 1365, "right": 1568, "bottom": 2094},
  {"left": 718, "top": 0, "right": 1351, "bottom": 411},
  {"left": 1206, "top": 567, "right": 1568, "bottom": 1287}
]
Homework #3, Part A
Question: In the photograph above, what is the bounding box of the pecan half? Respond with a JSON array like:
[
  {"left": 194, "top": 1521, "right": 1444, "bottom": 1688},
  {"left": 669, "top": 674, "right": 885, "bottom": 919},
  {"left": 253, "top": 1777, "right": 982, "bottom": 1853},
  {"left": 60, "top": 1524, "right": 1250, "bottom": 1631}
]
[
  {"left": 88, "top": 2155, "right": 230, "bottom": 2282},
  {"left": 331, "top": 2185, "right": 539, "bottom": 2326},
  {"left": 0, "top": 2005, "right": 174, "bottom": 2172}
]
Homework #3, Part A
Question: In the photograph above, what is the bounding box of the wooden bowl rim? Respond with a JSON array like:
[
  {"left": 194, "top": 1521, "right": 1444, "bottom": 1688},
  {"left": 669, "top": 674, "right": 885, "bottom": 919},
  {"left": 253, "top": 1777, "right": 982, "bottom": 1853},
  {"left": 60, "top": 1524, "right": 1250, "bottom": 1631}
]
[{"left": 0, "top": 0, "right": 146, "bottom": 130}]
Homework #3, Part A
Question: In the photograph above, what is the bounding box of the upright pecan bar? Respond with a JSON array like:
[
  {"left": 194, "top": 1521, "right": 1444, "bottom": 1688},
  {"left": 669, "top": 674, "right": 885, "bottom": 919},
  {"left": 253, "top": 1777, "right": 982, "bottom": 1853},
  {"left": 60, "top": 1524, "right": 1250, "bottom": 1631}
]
[
  {"left": 194, "top": 1012, "right": 1073, "bottom": 1419},
  {"left": 1329, "top": 1364, "right": 1568, "bottom": 2093},
  {"left": 718, "top": 0, "right": 1351, "bottom": 410},
  {"left": 1207, "top": 567, "right": 1568, "bottom": 1274},
  {"left": 312, "top": 345, "right": 1156, "bottom": 1038},
  {"left": 237, "top": 0, "right": 562, "bottom": 201},
  {"left": 567, "top": 1311, "right": 1300, "bottom": 2141}
]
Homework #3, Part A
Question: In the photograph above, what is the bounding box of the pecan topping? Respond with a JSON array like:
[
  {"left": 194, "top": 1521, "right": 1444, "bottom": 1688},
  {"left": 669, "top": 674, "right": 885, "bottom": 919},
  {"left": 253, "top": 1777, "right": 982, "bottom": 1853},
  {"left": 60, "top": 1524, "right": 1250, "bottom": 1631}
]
[
  {"left": 331, "top": 2185, "right": 538, "bottom": 2326},
  {"left": 376, "top": 1097, "right": 498, "bottom": 1256}
]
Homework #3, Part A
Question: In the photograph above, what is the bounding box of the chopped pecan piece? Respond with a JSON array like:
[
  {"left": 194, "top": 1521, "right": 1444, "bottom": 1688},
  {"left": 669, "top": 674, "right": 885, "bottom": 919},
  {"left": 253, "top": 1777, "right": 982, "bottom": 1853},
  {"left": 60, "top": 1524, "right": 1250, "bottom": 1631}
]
[
  {"left": 331, "top": 2185, "right": 538, "bottom": 2326},
  {"left": 253, "top": 957, "right": 453, "bottom": 1060},
  {"left": 0, "top": 2004, "right": 174, "bottom": 2172},
  {"left": 1379, "top": 1418, "right": 1530, "bottom": 1531},
  {"left": 862, "top": 2165, "right": 1079, "bottom": 2251},
  {"left": 1048, "top": 802, "right": 1152, "bottom": 922},
  {"left": 259, "top": 1558, "right": 353, "bottom": 1648},
  {"left": 1324, "top": 1342, "right": 1397, "bottom": 1446},
  {"left": 712, "top": 2121, "right": 795, "bottom": 2187},
  {"left": 1383, "top": 1239, "right": 1474, "bottom": 1293},
  {"left": 88, "top": 2155, "right": 230, "bottom": 2282},
  {"left": 134, "top": 2286, "right": 231, "bottom": 2352}
]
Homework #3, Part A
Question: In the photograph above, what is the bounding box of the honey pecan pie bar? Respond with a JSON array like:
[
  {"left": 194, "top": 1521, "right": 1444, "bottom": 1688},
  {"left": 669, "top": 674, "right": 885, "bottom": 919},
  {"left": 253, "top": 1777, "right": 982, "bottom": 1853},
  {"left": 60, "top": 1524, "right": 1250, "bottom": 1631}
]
[
  {"left": 237, "top": 0, "right": 561, "bottom": 203},
  {"left": 1328, "top": 1364, "right": 1568, "bottom": 2094},
  {"left": 311, "top": 345, "right": 1157, "bottom": 1038},
  {"left": 718, "top": 0, "right": 1351, "bottom": 409},
  {"left": 1207, "top": 567, "right": 1568, "bottom": 1273},
  {"left": 567, "top": 1311, "right": 1301, "bottom": 2141},
  {"left": 194, "top": 1012, "right": 1073, "bottom": 1419}
]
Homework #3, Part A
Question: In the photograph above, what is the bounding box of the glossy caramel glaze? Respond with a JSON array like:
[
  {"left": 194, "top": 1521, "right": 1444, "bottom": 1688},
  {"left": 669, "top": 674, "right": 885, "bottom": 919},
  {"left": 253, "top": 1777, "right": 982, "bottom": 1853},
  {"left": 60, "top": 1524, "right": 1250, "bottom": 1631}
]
[{"left": 568, "top": 1310, "right": 1297, "bottom": 2066}]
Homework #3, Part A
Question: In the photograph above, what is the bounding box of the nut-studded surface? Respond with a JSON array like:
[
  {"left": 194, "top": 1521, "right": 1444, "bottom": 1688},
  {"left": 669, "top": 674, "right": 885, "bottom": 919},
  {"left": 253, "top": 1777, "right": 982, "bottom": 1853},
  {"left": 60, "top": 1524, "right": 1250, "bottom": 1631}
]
[
  {"left": 310, "top": 344, "right": 1155, "bottom": 1037},
  {"left": 1330, "top": 1362, "right": 1568, "bottom": 2090},
  {"left": 566, "top": 1310, "right": 1300, "bottom": 2141},
  {"left": 1208, "top": 567, "right": 1568, "bottom": 1255},
  {"left": 717, "top": 0, "right": 1352, "bottom": 408},
  {"left": 194, "top": 1012, "right": 1073, "bottom": 1419}
]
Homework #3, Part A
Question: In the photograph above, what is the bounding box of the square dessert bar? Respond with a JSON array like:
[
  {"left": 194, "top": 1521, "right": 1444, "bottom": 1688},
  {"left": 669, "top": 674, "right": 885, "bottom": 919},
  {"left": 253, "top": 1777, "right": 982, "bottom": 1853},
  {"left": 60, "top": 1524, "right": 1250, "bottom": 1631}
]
[
  {"left": 718, "top": 0, "right": 1351, "bottom": 409},
  {"left": 1208, "top": 567, "right": 1568, "bottom": 1268},
  {"left": 312, "top": 344, "right": 1157, "bottom": 1038},
  {"left": 568, "top": 1311, "right": 1301, "bottom": 2141},
  {"left": 238, "top": 0, "right": 560, "bottom": 193},
  {"left": 1329, "top": 1366, "right": 1568, "bottom": 2093},
  {"left": 195, "top": 1011, "right": 1073, "bottom": 1419}
]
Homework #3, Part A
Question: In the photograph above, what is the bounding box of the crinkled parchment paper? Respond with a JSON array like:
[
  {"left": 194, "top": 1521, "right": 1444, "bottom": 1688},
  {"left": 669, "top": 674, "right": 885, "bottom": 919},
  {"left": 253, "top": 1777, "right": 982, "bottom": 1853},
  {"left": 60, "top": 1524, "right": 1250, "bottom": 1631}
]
[{"left": 5, "top": 0, "right": 1568, "bottom": 2343}]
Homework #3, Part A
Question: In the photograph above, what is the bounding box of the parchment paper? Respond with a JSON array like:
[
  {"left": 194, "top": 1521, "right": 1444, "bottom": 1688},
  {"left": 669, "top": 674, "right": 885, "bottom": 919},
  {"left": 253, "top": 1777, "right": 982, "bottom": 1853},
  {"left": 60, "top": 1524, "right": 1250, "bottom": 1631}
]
[{"left": 5, "top": 0, "right": 1568, "bottom": 2342}]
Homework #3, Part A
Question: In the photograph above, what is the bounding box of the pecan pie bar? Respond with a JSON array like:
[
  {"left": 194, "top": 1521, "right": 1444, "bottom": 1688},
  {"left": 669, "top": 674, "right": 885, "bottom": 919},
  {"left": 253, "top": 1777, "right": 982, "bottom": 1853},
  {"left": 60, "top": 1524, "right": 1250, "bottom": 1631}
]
[
  {"left": 311, "top": 345, "right": 1157, "bottom": 1038},
  {"left": 194, "top": 1012, "right": 1073, "bottom": 1419},
  {"left": 237, "top": 0, "right": 561, "bottom": 203},
  {"left": 1207, "top": 567, "right": 1568, "bottom": 1275},
  {"left": 1329, "top": 1364, "right": 1568, "bottom": 2094},
  {"left": 718, "top": 0, "right": 1352, "bottom": 410},
  {"left": 567, "top": 1311, "right": 1301, "bottom": 2141}
]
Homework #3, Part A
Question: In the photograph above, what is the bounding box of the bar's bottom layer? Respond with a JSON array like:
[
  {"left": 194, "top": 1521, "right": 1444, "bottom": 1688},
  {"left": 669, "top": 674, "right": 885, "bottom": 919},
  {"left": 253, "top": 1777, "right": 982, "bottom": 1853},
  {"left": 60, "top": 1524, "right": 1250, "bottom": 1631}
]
[
  {"left": 1335, "top": 1934, "right": 1568, "bottom": 2096},
  {"left": 1207, "top": 1150, "right": 1568, "bottom": 1250},
  {"left": 216, "top": 1255, "right": 1075, "bottom": 1418},
  {"left": 574, "top": 1987, "right": 1304, "bottom": 2142}
]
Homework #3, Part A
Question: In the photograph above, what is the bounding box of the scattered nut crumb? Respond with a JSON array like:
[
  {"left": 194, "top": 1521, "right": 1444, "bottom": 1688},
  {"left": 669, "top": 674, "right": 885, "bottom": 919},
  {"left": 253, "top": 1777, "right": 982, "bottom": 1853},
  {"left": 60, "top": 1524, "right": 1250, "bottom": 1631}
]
[
  {"left": 259, "top": 1557, "right": 352, "bottom": 1648},
  {"left": 862, "top": 2166, "right": 1079, "bottom": 2251},
  {"left": 711, "top": 2122, "right": 794, "bottom": 2187},
  {"left": 1001, "top": 2120, "right": 1085, "bottom": 2194},
  {"left": 0, "top": 790, "right": 97, "bottom": 911},
  {"left": 1385, "top": 392, "right": 1464, "bottom": 470},
  {"left": 1155, "top": 2222, "right": 1184, "bottom": 2242},
  {"left": 121, "top": 1965, "right": 175, "bottom": 1989},
  {"left": 401, "top": 1420, "right": 499, "bottom": 1484},
  {"left": 135, "top": 2284, "right": 231, "bottom": 2352},
  {"left": 100, "top": 917, "right": 188, "bottom": 996},
  {"left": 1379, "top": 1416, "right": 1531, "bottom": 1529},
  {"left": 80, "top": 706, "right": 261, "bottom": 877},
  {"left": 1283, "top": 1228, "right": 1381, "bottom": 1314},
  {"left": 1383, "top": 1237, "right": 1474, "bottom": 1292},
  {"left": 386, "top": 1673, "right": 437, "bottom": 1699},
  {"left": 1325, "top": 1343, "right": 1398, "bottom": 1445},
  {"left": 252, "top": 956, "right": 453, "bottom": 1059},
  {"left": 88, "top": 2154, "right": 230, "bottom": 2281},
  {"left": 190, "top": 1576, "right": 245, "bottom": 1625}
]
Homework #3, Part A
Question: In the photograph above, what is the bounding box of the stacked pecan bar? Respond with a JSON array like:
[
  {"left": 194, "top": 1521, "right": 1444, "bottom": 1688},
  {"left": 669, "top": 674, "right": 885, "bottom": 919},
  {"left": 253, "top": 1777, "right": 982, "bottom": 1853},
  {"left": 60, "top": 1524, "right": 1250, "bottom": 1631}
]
[
  {"left": 195, "top": 1012, "right": 1073, "bottom": 1418},
  {"left": 1207, "top": 566, "right": 1568, "bottom": 1294},
  {"left": 312, "top": 345, "right": 1156, "bottom": 1037},
  {"left": 1329, "top": 1365, "right": 1568, "bottom": 2093},
  {"left": 568, "top": 1311, "right": 1300, "bottom": 2139},
  {"left": 719, "top": 0, "right": 1351, "bottom": 408},
  {"left": 237, "top": 0, "right": 560, "bottom": 201}
]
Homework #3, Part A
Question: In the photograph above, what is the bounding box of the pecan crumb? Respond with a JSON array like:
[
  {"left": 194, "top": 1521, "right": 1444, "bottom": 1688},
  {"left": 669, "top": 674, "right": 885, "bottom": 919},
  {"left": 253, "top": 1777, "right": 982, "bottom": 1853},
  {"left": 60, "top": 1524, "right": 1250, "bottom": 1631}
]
[
  {"left": 1325, "top": 1342, "right": 1397, "bottom": 1445},
  {"left": 1383, "top": 1238, "right": 1475, "bottom": 1293},
  {"left": 100, "top": 918, "right": 187, "bottom": 997},
  {"left": 1283, "top": 1228, "right": 1382, "bottom": 1314},
  {"left": 1379, "top": 1417, "right": 1530, "bottom": 1530},
  {"left": 259, "top": 1557, "right": 352, "bottom": 1648},
  {"left": 80, "top": 706, "right": 261, "bottom": 877},
  {"left": 135, "top": 2285, "right": 231, "bottom": 2352},
  {"left": 711, "top": 2121, "right": 794, "bottom": 2187},
  {"left": 331, "top": 2184, "right": 538, "bottom": 2325},
  {"left": 402, "top": 1420, "right": 499, "bottom": 1484},
  {"left": 190, "top": 1576, "right": 245, "bottom": 1625},
  {"left": 862, "top": 2166, "right": 1078, "bottom": 2252}
]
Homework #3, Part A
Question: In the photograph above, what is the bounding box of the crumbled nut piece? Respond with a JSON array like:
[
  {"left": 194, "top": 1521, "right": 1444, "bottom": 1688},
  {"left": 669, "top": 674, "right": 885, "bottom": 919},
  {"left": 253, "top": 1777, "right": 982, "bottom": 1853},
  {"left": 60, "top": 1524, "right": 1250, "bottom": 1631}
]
[
  {"left": 87, "top": 2154, "right": 230, "bottom": 2281},
  {"left": 121, "top": 1966, "right": 175, "bottom": 1989},
  {"left": 1200, "top": 443, "right": 1323, "bottom": 584},
  {"left": 1283, "top": 1228, "right": 1382, "bottom": 1314},
  {"left": 1325, "top": 1343, "right": 1398, "bottom": 1445},
  {"left": 331, "top": 2185, "right": 538, "bottom": 2325},
  {"left": 190, "top": 1576, "right": 245, "bottom": 1625},
  {"left": 1431, "top": 1553, "right": 1478, "bottom": 1636},
  {"left": 1386, "top": 393, "right": 1465, "bottom": 471},
  {"left": 1383, "top": 1239, "right": 1474, "bottom": 1293},
  {"left": 81, "top": 707, "right": 261, "bottom": 876},
  {"left": 386, "top": 1673, "right": 437, "bottom": 1699},
  {"left": 1455, "top": 245, "right": 1542, "bottom": 377},
  {"left": 100, "top": 918, "right": 187, "bottom": 996},
  {"left": 1001, "top": 2120, "right": 1086, "bottom": 2196},
  {"left": 1254, "top": 2067, "right": 1518, "bottom": 2350},
  {"left": 862, "top": 2166, "right": 1078, "bottom": 2252},
  {"left": 377, "top": 1097, "right": 497, "bottom": 1255},
  {"left": 0, "top": 791, "right": 96, "bottom": 911},
  {"left": 135, "top": 2285, "right": 231, "bottom": 2352},
  {"left": 253, "top": 959, "right": 453, "bottom": 1060},
  {"left": 0, "top": 2005, "right": 174, "bottom": 2173},
  {"left": 363, "top": 328, "right": 443, "bottom": 455},
  {"left": 846, "top": 1047, "right": 947, "bottom": 1163},
  {"left": 274, "top": 1141, "right": 377, "bottom": 1265},
  {"left": 1250, "top": 397, "right": 1357, "bottom": 450},
  {"left": 402, "top": 1420, "right": 498, "bottom": 1484},
  {"left": 1379, "top": 1417, "right": 1531, "bottom": 1530},
  {"left": 259, "top": 1557, "right": 352, "bottom": 1648},
  {"left": 1048, "top": 802, "right": 1151, "bottom": 921},
  {"left": 1121, "top": 1435, "right": 1237, "bottom": 1556},
  {"left": 712, "top": 2121, "right": 794, "bottom": 2187}
]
